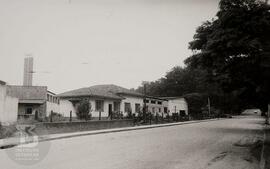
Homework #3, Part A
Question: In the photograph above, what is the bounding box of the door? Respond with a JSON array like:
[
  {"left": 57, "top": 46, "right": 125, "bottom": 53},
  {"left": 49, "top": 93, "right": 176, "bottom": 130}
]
[
  {"left": 108, "top": 104, "right": 112, "bottom": 117},
  {"left": 35, "top": 110, "right": 39, "bottom": 120},
  {"left": 164, "top": 107, "right": 168, "bottom": 113}
]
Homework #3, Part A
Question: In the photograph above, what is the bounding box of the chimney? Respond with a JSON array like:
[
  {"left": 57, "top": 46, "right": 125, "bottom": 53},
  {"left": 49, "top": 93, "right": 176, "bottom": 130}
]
[{"left": 23, "top": 57, "right": 33, "bottom": 86}]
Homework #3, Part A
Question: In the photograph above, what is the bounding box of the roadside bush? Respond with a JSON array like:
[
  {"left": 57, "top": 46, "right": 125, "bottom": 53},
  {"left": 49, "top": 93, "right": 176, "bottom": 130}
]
[
  {"left": 47, "top": 112, "right": 66, "bottom": 122},
  {"left": 0, "top": 123, "right": 17, "bottom": 139},
  {"left": 112, "top": 111, "right": 123, "bottom": 119},
  {"left": 77, "top": 99, "right": 91, "bottom": 120}
]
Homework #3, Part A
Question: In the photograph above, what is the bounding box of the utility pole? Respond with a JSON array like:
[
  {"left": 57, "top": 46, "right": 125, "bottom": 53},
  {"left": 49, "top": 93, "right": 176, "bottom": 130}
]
[
  {"left": 142, "top": 81, "right": 147, "bottom": 123},
  {"left": 142, "top": 82, "right": 147, "bottom": 123},
  {"left": 267, "top": 104, "right": 270, "bottom": 125},
  {"left": 70, "top": 111, "right": 72, "bottom": 122},
  {"left": 208, "top": 97, "right": 211, "bottom": 117}
]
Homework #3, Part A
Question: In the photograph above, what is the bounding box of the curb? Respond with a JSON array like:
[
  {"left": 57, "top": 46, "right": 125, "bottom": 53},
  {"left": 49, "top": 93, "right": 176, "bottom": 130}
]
[
  {"left": 39, "top": 118, "right": 225, "bottom": 142},
  {"left": 0, "top": 118, "right": 226, "bottom": 148}
]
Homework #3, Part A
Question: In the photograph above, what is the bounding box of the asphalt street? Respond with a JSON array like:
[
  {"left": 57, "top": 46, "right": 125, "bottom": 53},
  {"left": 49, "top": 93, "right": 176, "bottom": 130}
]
[{"left": 0, "top": 113, "right": 264, "bottom": 169}]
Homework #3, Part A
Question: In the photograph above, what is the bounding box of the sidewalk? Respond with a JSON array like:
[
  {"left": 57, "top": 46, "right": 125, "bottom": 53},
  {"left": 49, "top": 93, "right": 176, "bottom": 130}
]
[{"left": 0, "top": 118, "right": 224, "bottom": 149}]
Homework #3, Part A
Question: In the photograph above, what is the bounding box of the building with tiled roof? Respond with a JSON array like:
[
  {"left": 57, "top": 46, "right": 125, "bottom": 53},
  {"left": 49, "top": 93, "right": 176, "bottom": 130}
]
[
  {"left": 58, "top": 84, "right": 145, "bottom": 118},
  {"left": 57, "top": 84, "right": 188, "bottom": 119},
  {"left": 57, "top": 84, "right": 143, "bottom": 99}
]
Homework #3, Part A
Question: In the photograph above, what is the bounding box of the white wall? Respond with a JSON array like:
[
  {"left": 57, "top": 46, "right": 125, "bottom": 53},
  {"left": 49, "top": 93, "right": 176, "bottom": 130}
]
[
  {"left": 59, "top": 99, "right": 114, "bottom": 118},
  {"left": 0, "top": 84, "right": 18, "bottom": 124},
  {"left": 167, "top": 98, "right": 188, "bottom": 115},
  {"left": 59, "top": 99, "right": 76, "bottom": 117},
  {"left": 90, "top": 99, "right": 104, "bottom": 117},
  {"left": 0, "top": 85, "right": 5, "bottom": 118},
  {"left": 120, "top": 95, "right": 144, "bottom": 115},
  {"left": 59, "top": 96, "right": 144, "bottom": 118},
  {"left": 146, "top": 101, "right": 164, "bottom": 115},
  {"left": 46, "top": 101, "right": 60, "bottom": 116},
  {"left": 2, "top": 96, "right": 18, "bottom": 124},
  {"left": 91, "top": 99, "right": 115, "bottom": 117}
]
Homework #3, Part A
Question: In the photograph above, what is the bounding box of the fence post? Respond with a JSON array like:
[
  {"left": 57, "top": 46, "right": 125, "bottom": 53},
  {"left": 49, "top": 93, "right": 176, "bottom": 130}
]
[
  {"left": 149, "top": 113, "right": 152, "bottom": 125},
  {"left": 162, "top": 113, "right": 164, "bottom": 123},
  {"left": 70, "top": 111, "right": 72, "bottom": 122},
  {"left": 50, "top": 110, "right": 53, "bottom": 122},
  {"left": 133, "top": 113, "right": 136, "bottom": 126},
  {"left": 155, "top": 113, "right": 158, "bottom": 124},
  {"left": 266, "top": 104, "right": 270, "bottom": 125},
  {"left": 99, "top": 111, "right": 101, "bottom": 120}
]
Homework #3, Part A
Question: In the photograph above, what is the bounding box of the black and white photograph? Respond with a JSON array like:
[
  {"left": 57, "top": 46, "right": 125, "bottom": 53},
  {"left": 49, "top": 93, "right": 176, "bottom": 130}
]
[{"left": 0, "top": 0, "right": 269, "bottom": 168}]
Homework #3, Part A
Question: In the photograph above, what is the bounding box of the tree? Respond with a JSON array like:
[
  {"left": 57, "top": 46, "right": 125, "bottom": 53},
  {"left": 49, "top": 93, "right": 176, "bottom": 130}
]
[
  {"left": 183, "top": 93, "right": 207, "bottom": 119},
  {"left": 77, "top": 99, "right": 91, "bottom": 120},
  {"left": 135, "top": 65, "right": 244, "bottom": 115},
  {"left": 186, "top": 0, "right": 270, "bottom": 111},
  {"left": 136, "top": 66, "right": 213, "bottom": 97}
]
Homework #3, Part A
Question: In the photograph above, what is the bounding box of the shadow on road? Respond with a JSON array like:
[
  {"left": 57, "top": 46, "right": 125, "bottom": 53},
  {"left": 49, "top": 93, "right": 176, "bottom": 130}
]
[{"left": 211, "top": 127, "right": 263, "bottom": 135}]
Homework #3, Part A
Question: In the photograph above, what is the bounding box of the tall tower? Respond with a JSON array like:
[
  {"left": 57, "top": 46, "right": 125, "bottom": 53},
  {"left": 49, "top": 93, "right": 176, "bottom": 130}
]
[{"left": 23, "top": 57, "right": 34, "bottom": 86}]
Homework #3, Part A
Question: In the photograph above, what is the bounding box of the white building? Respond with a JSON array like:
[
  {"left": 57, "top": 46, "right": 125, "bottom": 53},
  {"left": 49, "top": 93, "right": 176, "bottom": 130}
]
[
  {"left": 7, "top": 85, "right": 61, "bottom": 122},
  {"left": 145, "top": 96, "right": 168, "bottom": 115},
  {"left": 58, "top": 84, "right": 146, "bottom": 118},
  {"left": 0, "top": 81, "right": 18, "bottom": 124},
  {"left": 58, "top": 84, "right": 189, "bottom": 119},
  {"left": 161, "top": 97, "right": 188, "bottom": 116}
]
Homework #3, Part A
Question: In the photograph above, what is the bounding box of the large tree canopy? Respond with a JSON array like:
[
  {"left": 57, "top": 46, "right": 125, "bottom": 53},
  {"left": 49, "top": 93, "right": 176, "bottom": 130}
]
[
  {"left": 135, "top": 66, "right": 243, "bottom": 115},
  {"left": 136, "top": 66, "right": 212, "bottom": 97},
  {"left": 185, "top": 0, "right": 270, "bottom": 111}
]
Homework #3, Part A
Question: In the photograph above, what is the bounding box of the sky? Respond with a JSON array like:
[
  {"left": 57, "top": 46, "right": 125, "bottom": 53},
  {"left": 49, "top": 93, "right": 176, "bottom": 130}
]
[{"left": 0, "top": 0, "right": 219, "bottom": 93}]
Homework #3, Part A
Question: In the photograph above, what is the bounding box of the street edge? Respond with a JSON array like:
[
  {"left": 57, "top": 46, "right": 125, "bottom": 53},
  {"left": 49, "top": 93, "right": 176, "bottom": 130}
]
[
  {"left": 260, "top": 124, "right": 269, "bottom": 169},
  {"left": 39, "top": 118, "right": 226, "bottom": 142},
  {"left": 1, "top": 118, "right": 227, "bottom": 148}
]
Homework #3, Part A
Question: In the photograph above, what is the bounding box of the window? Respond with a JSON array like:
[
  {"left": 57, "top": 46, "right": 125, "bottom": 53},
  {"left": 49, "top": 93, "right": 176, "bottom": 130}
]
[
  {"left": 26, "top": 107, "right": 33, "bottom": 115},
  {"left": 95, "top": 100, "right": 104, "bottom": 112},
  {"left": 151, "top": 100, "right": 156, "bottom": 104},
  {"left": 157, "top": 101, "right": 162, "bottom": 105},
  {"left": 164, "top": 107, "right": 168, "bottom": 113},
  {"left": 135, "top": 103, "right": 140, "bottom": 113},
  {"left": 159, "top": 108, "right": 161, "bottom": 112},
  {"left": 145, "top": 99, "right": 149, "bottom": 103},
  {"left": 47, "top": 94, "right": 49, "bottom": 101},
  {"left": 152, "top": 107, "right": 155, "bottom": 113},
  {"left": 124, "top": 102, "right": 132, "bottom": 113},
  {"left": 113, "top": 102, "right": 120, "bottom": 112},
  {"left": 180, "top": 110, "right": 186, "bottom": 116}
]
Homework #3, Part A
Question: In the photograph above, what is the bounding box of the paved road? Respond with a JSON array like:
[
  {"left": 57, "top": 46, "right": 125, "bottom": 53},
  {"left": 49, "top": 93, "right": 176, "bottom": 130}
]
[{"left": 0, "top": 114, "right": 264, "bottom": 169}]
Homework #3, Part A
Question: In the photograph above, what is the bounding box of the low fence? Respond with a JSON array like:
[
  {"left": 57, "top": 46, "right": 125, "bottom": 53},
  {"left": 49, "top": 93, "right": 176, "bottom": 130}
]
[
  {"left": 133, "top": 113, "right": 191, "bottom": 125},
  {"left": 33, "top": 111, "right": 222, "bottom": 135},
  {"left": 34, "top": 119, "right": 134, "bottom": 135}
]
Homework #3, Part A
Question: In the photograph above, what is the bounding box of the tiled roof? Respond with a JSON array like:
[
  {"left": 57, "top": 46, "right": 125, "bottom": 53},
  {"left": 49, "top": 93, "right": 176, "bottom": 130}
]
[
  {"left": 160, "top": 96, "right": 185, "bottom": 100},
  {"left": 57, "top": 84, "right": 143, "bottom": 99},
  {"left": 0, "top": 80, "right": 6, "bottom": 85}
]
